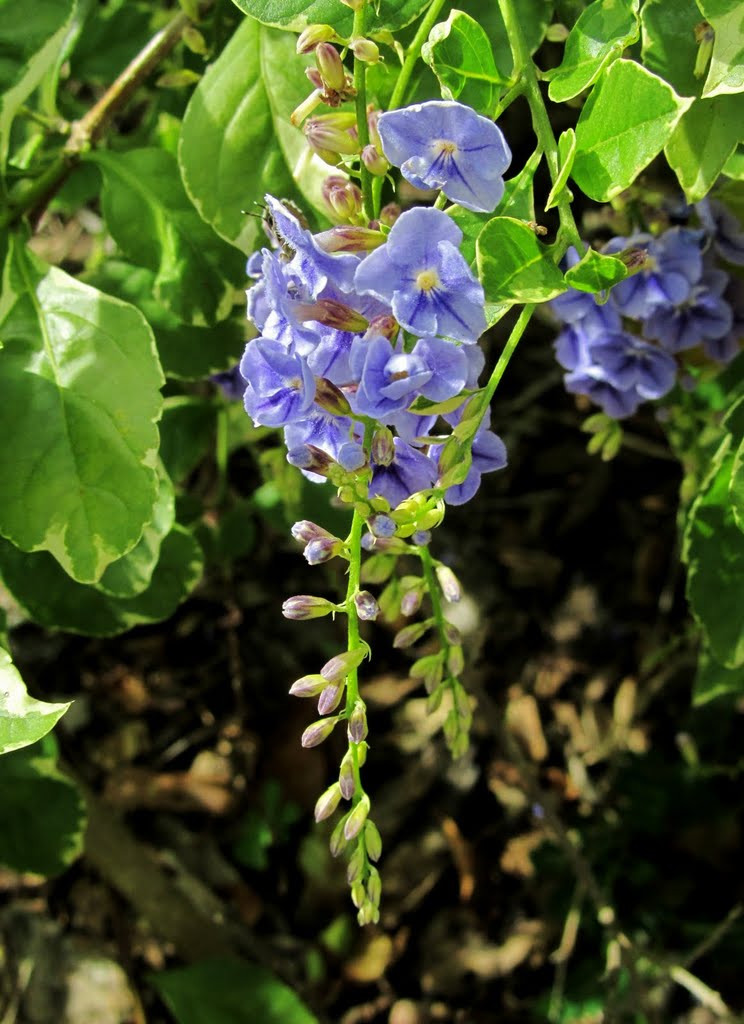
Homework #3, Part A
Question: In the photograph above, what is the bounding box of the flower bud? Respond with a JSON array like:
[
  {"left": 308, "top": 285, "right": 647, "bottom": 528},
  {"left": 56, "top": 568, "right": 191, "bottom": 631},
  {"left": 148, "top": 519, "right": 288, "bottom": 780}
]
[
  {"left": 436, "top": 565, "right": 462, "bottom": 603},
  {"left": 367, "top": 106, "right": 382, "bottom": 151},
  {"left": 348, "top": 700, "right": 368, "bottom": 743},
  {"left": 350, "top": 38, "right": 380, "bottom": 63},
  {"left": 321, "top": 646, "right": 367, "bottom": 683},
  {"left": 364, "top": 820, "right": 382, "bottom": 862},
  {"left": 315, "top": 43, "right": 347, "bottom": 92},
  {"left": 416, "top": 504, "right": 445, "bottom": 531},
  {"left": 366, "top": 865, "right": 382, "bottom": 906},
  {"left": 282, "top": 595, "right": 337, "bottom": 620},
  {"left": 344, "top": 794, "right": 370, "bottom": 841},
  {"left": 393, "top": 619, "right": 433, "bottom": 649},
  {"left": 338, "top": 443, "right": 366, "bottom": 472},
  {"left": 290, "top": 88, "right": 323, "bottom": 127},
  {"left": 310, "top": 377, "right": 352, "bottom": 418},
  {"left": 369, "top": 512, "right": 396, "bottom": 539},
  {"left": 400, "top": 586, "right": 423, "bottom": 617},
  {"left": 330, "top": 816, "right": 349, "bottom": 856},
  {"left": 351, "top": 880, "right": 366, "bottom": 908},
  {"left": 447, "top": 644, "right": 465, "bottom": 677},
  {"left": 379, "top": 202, "right": 401, "bottom": 228},
  {"left": 318, "top": 682, "right": 345, "bottom": 715},
  {"left": 347, "top": 846, "right": 364, "bottom": 883},
  {"left": 292, "top": 520, "right": 334, "bottom": 544},
  {"left": 301, "top": 715, "right": 342, "bottom": 748},
  {"left": 410, "top": 654, "right": 443, "bottom": 693},
  {"left": 361, "top": 144, "right": 390, "bottom": 177},
  {"left": 412, "top": 529, "right": 431, "bottom": 546},
  {"left": 295, "top": 298, "right": 369, "bottom": 332},
  {"left": 314, "top": 225, "right": 385, "bottom": 253},
  {"left": 354, "top": 590, "right": 379, "bottom": 621},
  {"left": 296, "top": 24, "right": 336, "bottom": 54},
  {"left": 289, "top": 673, "right": 327, "bottom": 698},
  {"left": 314, "top": 782, "right": 342, "bottom": 821},
  {"left": 288, "top": 444, "right": 334, "bottom": 476},
  {"left": 444, "top": 622, "right": 461, "bottom": 646},
  {"left": 371, "top": 427, "right": 395, "bottom": 467},
  {"left": 304, "top": 535, "right": 344, "bottom": 565},
  {"left": 305, "top": 118, "right": 360, "bottom": 157},
  {"left": 339, "top": 750, "right": 356, "bottom": 799},
  {"left": 366, "top": 314, "right": 399, "bottom": 342},
  {"left": 357, "top": 902, "right": 379, "bottom": 926},
  {"left": 615, "top": 246, "right": 651, "bottom": 273},
  {"left": 322, "top": 175, "right": 364, "bottom": 221}
]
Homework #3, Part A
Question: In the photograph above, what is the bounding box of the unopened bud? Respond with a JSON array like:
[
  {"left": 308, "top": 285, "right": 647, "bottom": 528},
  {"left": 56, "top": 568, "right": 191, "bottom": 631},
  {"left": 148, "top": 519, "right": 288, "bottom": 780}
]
[
  {"left": 410, "top": 654, "right": 444, "bottom": 693},
  {"left": 361, "top": 144, "right": 390, "bottom": 176},
  {"left": 394, "top": 619, "right": 433, "bottom": 649},
  {"left": 339, "top": 751, "right": 356, "bottom": 799},
  {"left": 296, "top": 298, "right": 369, "bottom": 332},
  {"left": 314, "top": 225, "right": 385, "bottom": 253},
  {"left": 447, "top": 644, "right": 465, "bottom": 676},
  {"left": 296, "top": 24, "right": 336, "bottom": 53},
  {"left": 366, "top": 866, "right": 382, "bottom": 905},
  {"left": 348, "top": 700, "right": 368, "bottom": 743},
  {"left": 310, "top": 377, "right": 351, "bottom": 418},
  {"left": 321, "top": 646, "right": 367, "bottom": 683},
  {"left": 444, "top": 622, "right": 461, "bottom": 646},
  {"left": 315, "top": 43, "right": 347, "bottom": 92},
  {"left": 615, "top": 246, "right": 650, "bottom": 273},
  {"left": 330, "top": 816, "right": 349, "bottom": 856},
  {"left": 314, "top": 782, "right": 342, "bottom": 821},
  {"left": 400, "top": 586, "right": 423, "bottom": 617},
  {"left": 344, "top": 794, "right": 370, "bottom": 840},
  {"left": 292, "top": 520, "right": 330, "bottom": 544},
  {"left": 412, "top": 529, "right": 431, "bottom": 546},
  {"left": 367, "top": 106, "right": 382, "bottom": 151},
  {"left": 364, "top": 820, "right": 382, "bottom": 861},
  {"left": 371, "top": 427, "right": 395, "bottom": 467},
  {"left": 290, "top": 88, "right": 323, "bottom": 127},
  {"left": 338, "top": 443, "right": 366, "bottom": 471},
  {"left": 305, "top": 118, "right": 360, "bottom": 157},
  {"left": 303, "top": 534, "right": 344, "bottom": 565},
  {"left": 366, "top": 314, "right": 399, "bottom": 341},
  {"left": 436, "top": 565, "right": 462, "bottom": 603},
  {"left": 318, "top": 682, "right": 345, "bottom": 714},
  {"left": 347, "top": 846, "right": 364, "bottom": 883},
  {"left": 301, "top": 715, "right": 342, "bottom": 748},
  {"left": 694, "top": 20, "right": 715, "bottom": 78},
  {"left": 379, "top": 202, "right": 401, "bottom": 227},
  {"left": 322, "top": 175, "right": 364, "bottom": 221},
  {"left": 357, "top": 902, "right": 379, "bottom": 925},
  {"left": 289, "top": 673, "right": 328, "bottom": 698},
  {"left": 416, "top": 504, "right": 445, "bottom": 531},
  {"left": 354, "top": 590, "right": 379, "bottom": 621},
  {"left": 282, "top": 594, "right": 337, "bottom": 620},
  {"left": 350, "top": 38, "right": 380, "bottom": 63},
  {"left": 351, "top": 880, "right": 366, "bottom": 908},
  {"left": 288, "top": 444, "right": 334, "bottom": 476},
  {"left": 369, "top": 512, "right": 396, "bottom": 537}
]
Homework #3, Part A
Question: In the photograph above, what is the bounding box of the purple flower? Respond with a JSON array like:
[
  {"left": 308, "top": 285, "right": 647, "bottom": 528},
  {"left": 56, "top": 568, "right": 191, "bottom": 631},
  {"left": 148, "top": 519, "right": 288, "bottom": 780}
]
[
  {"left": 697, "top": 198, "right": 744, "bottom": 266},
  {"left": 211, "top": 364, "right": 245, "bottom": 401},
  {"left": 369, "top": 438, "right": 438, "bottom": 507},
  {"left": 412, "top": 337, "right": 468, "bottom": 401},
  {"left": 609, "top": 229, "right": 703, "bottom": 319},
  {"left": 642, "top": 269, "right": 733, "bottom": 352},
  {"left": 241, "top": 338, "right": 315, "bottom": 427},
  {"left": 442, "top": 426, "right": 507, "bottom": 505},
  {"left": 589, "top": 334, "right": 677, "bottom": 400},
  {"left": 377, "top": 100, "right": 511, "bottom": 213},
  {"left": 354, "top": 207, "right": 486, "bottom": 343},
  {"left": 564, "top": 372, "right": 642, "bottom": 419},
  {"left": 284, "top": 411, "right": 361, "bottom": 481},
  {"left": 350, "top": 334, "right": 433, "bottom": 419}
]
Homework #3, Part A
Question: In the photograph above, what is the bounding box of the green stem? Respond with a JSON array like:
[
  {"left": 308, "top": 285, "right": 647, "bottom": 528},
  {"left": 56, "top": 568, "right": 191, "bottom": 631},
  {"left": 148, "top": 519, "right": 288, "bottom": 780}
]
[
  {"left": 483, "top": 304, "right": 536, "bottom": 406},
  {"left": 419, "top": 545, "right": 445, "bottom": 639},
  {"left": 344, "top": 508, "right": 364, "bottom": 720},
  {"left": 352, "top": 2, "right": 374, "bottom": 221},
  {"left": 496, "top": 0, "right": 583, "bottom": 252},
  {"left": 492, "top": 80, "right": 525, "bottom": 121}
]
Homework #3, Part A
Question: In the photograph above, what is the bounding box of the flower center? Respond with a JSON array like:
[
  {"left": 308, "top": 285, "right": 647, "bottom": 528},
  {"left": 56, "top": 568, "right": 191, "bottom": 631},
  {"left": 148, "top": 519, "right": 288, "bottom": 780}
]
[
  {"left": 434, "top": 139, "right": 458, "bottom": 157},
  {"left": 416, "top": 268, "right": 440, "bottom": 293},
  {"left": 289, "top": 376, "right": 303, "bottom": 391},
  {"left": 389, "top": 370, "right": 410, "bottom": 382}
]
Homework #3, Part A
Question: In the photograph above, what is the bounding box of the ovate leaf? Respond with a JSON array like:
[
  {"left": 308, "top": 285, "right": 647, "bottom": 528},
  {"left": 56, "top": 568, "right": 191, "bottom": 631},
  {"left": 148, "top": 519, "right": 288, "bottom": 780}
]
[
  {"left": 0, "top": 0, "right": 75, "bottom": 168},
  {"left": 86, "top": 148, "right": 245, "bottom": 326},
  {"left": 476, "top": 217, "right": 566, "bottom": 304},
  {"left": 640, "top": 0, "right": 702, "bottom": 98},
  {"left": 0, "top": 647, "right": 70, "bottom": 755},
  {"left": 0, "top": 238, "right": 162, "bottom": 583},
  {"left": 421, "top": 10, "right": 506, "bottom": 114},
  {"left": 564, "top": 248, "right": 628, "bottom": 293},
  {"left": 227, "top": 0, "right": 429, "bottom": 35},
  {"left": 0, "top": 742, "right": 85, "bottom": 875},
  {"left": 548, "top": 0, "right": 640, "bottom": 103},
  {"left": 665, "top": 93, "right": 744, "bottom": 202},
  {"left": 159, "top": 397, "right": 219, "bottom": 484},
  {"left": 698, "top": 0, "right": 744, "bottom": 98},
  {"left": 457, "top": 0, "right": 554, "bottom": 80},
  {"left": 693, "top": 645, "right": 744, "bottom": 705},
  {"left": 572, "top": 59, "right": 692, "bottom": 202}
]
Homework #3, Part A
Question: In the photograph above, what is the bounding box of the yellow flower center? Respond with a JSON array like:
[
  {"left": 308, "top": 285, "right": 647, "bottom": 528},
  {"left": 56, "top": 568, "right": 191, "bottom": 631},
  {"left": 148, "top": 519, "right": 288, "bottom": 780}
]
[
  {"left": 434, "top": 139, "right": 458, "bottom": 157},
  {"left": 416, "top": 269, "right": 440, "bottom": 293}
]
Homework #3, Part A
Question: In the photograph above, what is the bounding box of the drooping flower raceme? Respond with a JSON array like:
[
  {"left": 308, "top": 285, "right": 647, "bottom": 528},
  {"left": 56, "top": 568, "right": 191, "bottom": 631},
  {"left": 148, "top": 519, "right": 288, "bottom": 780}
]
[{"left": 377, "top": 100, "right": 512, "bottom": 213}]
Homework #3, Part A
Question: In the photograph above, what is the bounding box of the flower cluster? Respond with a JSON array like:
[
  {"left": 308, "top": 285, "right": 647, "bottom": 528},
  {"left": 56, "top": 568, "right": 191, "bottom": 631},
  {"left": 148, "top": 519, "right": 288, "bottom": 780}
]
[{"left": 551, "top": 201, "right": 744, "bottom": 419}]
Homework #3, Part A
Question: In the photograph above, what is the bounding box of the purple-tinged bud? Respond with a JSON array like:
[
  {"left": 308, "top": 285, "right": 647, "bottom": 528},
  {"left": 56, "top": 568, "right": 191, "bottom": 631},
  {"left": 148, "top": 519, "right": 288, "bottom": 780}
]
[
  {"left": 379, "top": 202, "right": 401, "bottom": 227},
  {"left": 305, "top": 118, "right": 360, "bottom": 157},
  {"left": 314, "top": 225, "right": 385, "bottom": 253},
  {"left": 350, "top": 38, "right": 380, "bottom": 63},
  {"left": 304, "top": 535, "right": 344, "bottom": 565},
  {"left": 351, "top": 880, "right": 366, "bottom": 908},
  {"left": 329, "top": 816, "right": 349, "bottom": 856},
  {"left": 348, "top": 700, "right": 368, "bottom": 743},
  {"left": 354, "top": 590, "right": 379, "bottom": 621},
  {"left": 410, "top": 653, "right": 444, "bottom": 694},
  {"left": 318, "top": 682, "right": 345, "bottom": 715},
  {"left": 394, "top": 619, "right": 434, "bottom": 649},
  {"left": 371, "top": 427, "right": 395, "bottom": 467},
  {"left": 444, "top": 622, "right": 462, "bottom": 646},
  {"left": 412, "top": 530, "right": 431, "bottom": 546},
  {"left": 447, "top": 645, "right": 465, "bottom": 676},
  {"left": 314, "top": 376, "right": 353, "bottom": 417},
  {"left": 296, "top": 24, "right": 336, "bottom": 54},
  {"left": 344, "top": 794, "right": 370, "bottom": 840},
  {"left": 292, "top": 520, "right": 334, "bottom": 544},
  {"left": 361, "top": 144, "right": 390, "bottom": 177},
  {"left": 338, "top": 443, "right": 366, "bottom": 472},
  {"left": 290, "top": 89, "right": 323, "bottom": 127},
  {"left": 367, "top": 106, "right": 382, "bottom": 151},
  {"left": 288, "top": 444, "right": 334, "bottom": 475},
  {"left": 301, "top": 714, "right": 342, "bottom": 748},
  {"left": 315, "top": 43, "right": 347, "bottom": 92},
  {"left": 305, "top": 67, "right": 324, "bottom": 90},
  {"left": 339, "top": 750, "right": 355, "bottom": 799},
  {"left": 282, "top": 595, "right": 337, "bottom": 620},
  {"left": 400, "top": 587, "right": 423, "bottom": 617},
  {"left": 314, "top": 782, "right": 343, "bottom": 822},
  {"left": 321, "top": 646, "right": 367, "bottom": 683},
  {"left": 436, "top": 565, "right": 462, "bottom": 603},
  {"left": 369, "top": 513, "right": 396, "bottom": 538},
  {"left": 295, "top": 298, "right": 369, "bottom": 333},
  {"left": 365, "top": 314, "right": 399, "bottom": 342},
  {"left": 615, "top": 246, "right": 651, "bottom": 273},
  {"left": 322, "top": 176, "right": 364, "bottom": 221},
  {"left": 364, "top": 820, "right": 382, "bottom": 861},
  {"left": 347, "top": 847, "right": 364, "bottom": 883},
  {"left": 289, "top": 673, "right": 327, "bottom": 698}
]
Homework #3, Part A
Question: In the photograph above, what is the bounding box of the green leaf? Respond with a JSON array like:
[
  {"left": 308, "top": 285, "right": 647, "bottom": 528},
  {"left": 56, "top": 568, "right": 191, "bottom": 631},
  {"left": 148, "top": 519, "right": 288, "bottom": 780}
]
[
  {"left": 683, "top": 443, "right": 744, "bottom": 668},
  {"left": 545, "top": 129, "right": 576, "bottom": 211},
  {"left": 69, "top": 0, "right": 153, "bottom": 84},
  {"left": 564, "top": 248, "right": 628, "bottom": 293},
  {"left": 152, "top": 957, "right": 320, "bottom": 1024},
  {"left": 179, "top": 20, "right": 324, "bottom": 255},
  {"left": 0, "top": 0, "right": 75, "bottom": 168},
  {"left": 665, "top": 93, "right": 744, "bottom": 202},
  {"left": 476, "top": 217, "right": 566, "bottom": 304},
  {"left": 0, "top": 238, "right": 162, "bottom": 583},
  {"left": 421, "top": 10, "right": 506, "bottom": 114},
  {"left": 0, "top": 742, "right": 85, "bottom": 875},
  {"left": 548, "top": 0, "right": 640, "bottom": 103},
  {"left": 456, "top": 0, "right": 554, "bottom": 80},
  {"left": 0, "top": 646, "right": 70, "bottom": 755},
  {"left": 693, "top": 645, "right": 744, "bottom": 705},
  {"left": 96, "top": 464, "right": 175, "bottom": 598},
  {"left": 228, "top": 0, "right": 429, "bottom": 34},
  {"left": 698, "top": 0, "right": 744, "bottom": 98},
  {"left": 0, "top": 526, "right": 204, "bottom": 637},
  {"left": 640, "top": 0, "right": 702, "bottom": 98},
  {"left": 86, "top": 149, "right": 245, "bottom": 327},
  {"left": 160, "top": 397, "right": 219, "bottom": 484},
  {"left": 730, "top": 434, "right": 744, "bottom": 532},
  {"left": 572, "top": 59, "right": 692, "bottom": 202},
  {"left": 85, "top": 261, "right": 246, "bottom": 380}
]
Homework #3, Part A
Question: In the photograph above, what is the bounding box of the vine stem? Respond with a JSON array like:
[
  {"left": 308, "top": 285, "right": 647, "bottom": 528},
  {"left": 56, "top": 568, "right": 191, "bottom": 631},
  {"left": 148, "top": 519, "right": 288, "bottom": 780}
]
[
  {"left": 0, "top": 2, "right": 213, "bottom": 231},
  {"left": 483, "top": 304, "right": 536, "bottom": 406},
  {"left": 352, "top": 1, "right": 374, "bottom": 222}
]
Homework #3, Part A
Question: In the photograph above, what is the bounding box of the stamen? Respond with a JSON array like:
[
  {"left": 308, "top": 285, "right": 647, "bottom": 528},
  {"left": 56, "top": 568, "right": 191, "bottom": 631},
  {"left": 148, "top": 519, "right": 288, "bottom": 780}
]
[{"left": 416, "top": 269, "right": 440, "bottom": 292}]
